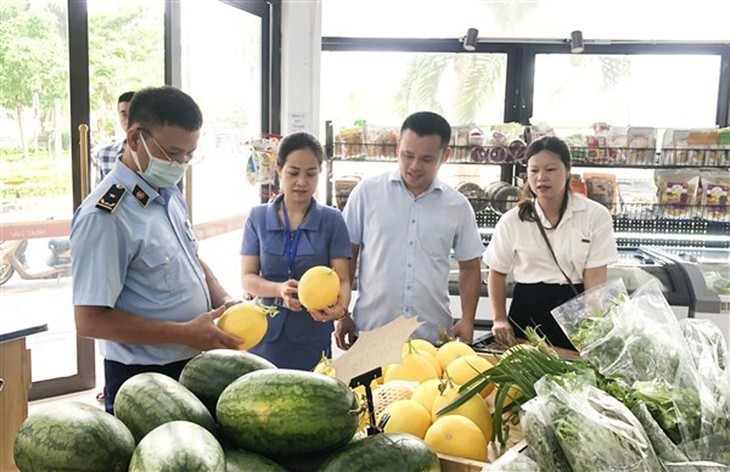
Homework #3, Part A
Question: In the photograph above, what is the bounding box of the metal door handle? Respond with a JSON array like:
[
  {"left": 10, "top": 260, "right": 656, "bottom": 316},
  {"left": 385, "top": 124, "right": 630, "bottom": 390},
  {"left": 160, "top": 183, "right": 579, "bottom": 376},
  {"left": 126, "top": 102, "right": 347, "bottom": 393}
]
[
  {"left": 0, "top": 377, "right": 5, "bottom": 392},
  {"left": 79, "top": 123, "right": 90, "bottom": 199}
]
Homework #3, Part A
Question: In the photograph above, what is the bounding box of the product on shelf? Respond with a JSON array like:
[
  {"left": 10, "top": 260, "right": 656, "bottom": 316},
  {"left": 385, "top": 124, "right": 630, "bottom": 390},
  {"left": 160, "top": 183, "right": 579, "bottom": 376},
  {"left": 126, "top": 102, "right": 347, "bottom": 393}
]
[
  {"left": 484, "top": 180, "right": 520, "bottom": 215},
  {"left": 584, "top": 173, "right": 619, "bottom": 214},
  {"left": 366, "top": 125, "right": 399, "bottom": 159},
  {"left": 335, "top": 124, "right": 367, "bottom": 160},
  {"left": 570, "top": 174, "right": 587, "bottom": 196},
  {"left": 626, "top": 127, "right": 657, "bottom": 165},
  {"left": 334, "top": 175, "right": 361, "bottom": 211},
  {"left": 661, "top": 128, "right": 728, "bottom": 166},
  {"left": 616, "top": 179, "right": 657, "bottom": 220},
  {"left": 699, "top": 169, "right": 730, "bottom": 222},
  {"left": 655, "top": 169, "right": 700, "bottom": 219},
  {"left": 246, "top": 134, "right": 281, "bottom": 185},
  {"left": 456, "top": 181, "right": 488, "bottom": 214}
]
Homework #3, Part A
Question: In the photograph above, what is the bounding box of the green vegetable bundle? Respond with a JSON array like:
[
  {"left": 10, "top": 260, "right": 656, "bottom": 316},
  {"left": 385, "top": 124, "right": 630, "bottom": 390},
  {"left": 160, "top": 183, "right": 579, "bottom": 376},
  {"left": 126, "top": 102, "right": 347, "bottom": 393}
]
[{"left": 523, "top": 373, "right": 662, "bottom": 472}]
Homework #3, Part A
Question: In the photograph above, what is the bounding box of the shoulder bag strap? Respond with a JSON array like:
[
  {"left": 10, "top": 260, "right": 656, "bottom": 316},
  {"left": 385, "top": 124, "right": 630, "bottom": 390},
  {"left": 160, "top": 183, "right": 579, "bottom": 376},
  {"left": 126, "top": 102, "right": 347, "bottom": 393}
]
[{"left": 532, "top": 205, "right": 579, "bottom": 296}]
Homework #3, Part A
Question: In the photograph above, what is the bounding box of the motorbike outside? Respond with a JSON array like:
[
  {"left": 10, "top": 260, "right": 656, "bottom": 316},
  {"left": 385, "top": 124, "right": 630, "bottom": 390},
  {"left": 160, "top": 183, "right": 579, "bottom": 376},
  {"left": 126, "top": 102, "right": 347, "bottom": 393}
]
[{"left": 0, "top": 238, "right": 71, "bottom": 286}]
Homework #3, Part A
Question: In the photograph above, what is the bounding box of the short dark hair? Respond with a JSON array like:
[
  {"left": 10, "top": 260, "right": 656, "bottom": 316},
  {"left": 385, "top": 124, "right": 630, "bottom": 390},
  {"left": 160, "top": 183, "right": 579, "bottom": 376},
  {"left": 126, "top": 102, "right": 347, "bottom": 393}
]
[
  {"left": 517, "top": 135, "right": 573, "bottom": 222},
  {"left": 127, "top": 86, "right": 203, "bottom": 132},
  {"left": 277, "top": 132, "right": 324, "bottom": 169},
  {"left": 400, "top": 111, "right": 451, "bottom": 150},
  {"left": 117, "top": 91, "right": 135, "bottom": 104}
]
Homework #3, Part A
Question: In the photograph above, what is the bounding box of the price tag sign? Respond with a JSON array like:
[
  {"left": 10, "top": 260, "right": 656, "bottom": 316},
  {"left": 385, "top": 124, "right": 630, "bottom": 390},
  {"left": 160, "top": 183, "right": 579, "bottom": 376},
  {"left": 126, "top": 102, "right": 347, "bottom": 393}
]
[{"left": 332, "top": 316, "right": 423, "bottom": 385}]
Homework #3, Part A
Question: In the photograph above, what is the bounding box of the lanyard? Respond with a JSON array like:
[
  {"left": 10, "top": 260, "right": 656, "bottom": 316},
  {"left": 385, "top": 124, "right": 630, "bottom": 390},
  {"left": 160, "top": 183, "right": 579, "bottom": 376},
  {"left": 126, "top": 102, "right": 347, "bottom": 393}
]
[{"left": 282, "top": 200, "right": 303, "bottom": 278}]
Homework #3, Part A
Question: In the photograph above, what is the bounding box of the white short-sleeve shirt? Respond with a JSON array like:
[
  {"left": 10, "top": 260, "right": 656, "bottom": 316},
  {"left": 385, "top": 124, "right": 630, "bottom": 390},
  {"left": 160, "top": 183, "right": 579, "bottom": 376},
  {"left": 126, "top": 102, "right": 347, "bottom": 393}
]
[{"left": 485, "top": 193, "right": 618, "bottom": 284}]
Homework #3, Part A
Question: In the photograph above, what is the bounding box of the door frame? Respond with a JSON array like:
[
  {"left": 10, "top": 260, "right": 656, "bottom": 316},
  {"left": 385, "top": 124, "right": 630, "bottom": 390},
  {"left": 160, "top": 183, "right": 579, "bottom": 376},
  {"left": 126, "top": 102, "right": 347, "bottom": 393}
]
[{"left": 29, "top": 0, "right": 95, "bottom": 401}]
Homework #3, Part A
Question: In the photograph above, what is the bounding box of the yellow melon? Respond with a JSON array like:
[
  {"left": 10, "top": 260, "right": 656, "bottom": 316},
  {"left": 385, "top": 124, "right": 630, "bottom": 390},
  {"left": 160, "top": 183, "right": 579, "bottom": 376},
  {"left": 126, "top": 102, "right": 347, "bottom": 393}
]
[
  {"left": 384, "top": 353, "right": 439, "bottom": 384},
  {"left": 499, "top": 384, "right": 524, "bottom": 409},
  {"left": 377, "top": 399, "right": 432, "bottom": 439},
  {"left": 313, "top": 353, "right": 335, "bottom": 377},
  {"left": 431, "top": 384, "right": 493, "bottom": 442},
  {"left": 402, "top": 341, "right": 442, "bottom": 377},
  {"left": 217, "top": 302, "right": 274, "bottom": 350},
  {"left": 424, "top": 415, "right": 488, "bottom": 462},
  {"left": 435, "top": 341, "right": 476, "bottom": 370},
  {"left": 297, "top": 266, "right": 340, "bottom": 310},
  {"left": 445, "top": 354, "right": 495, "bottom": 398},
  {"left": 410, "top": 379, "right": 443, "bottom": 412},
  {"left": 403, "top": 338, "right": 438, "bottom": 357}
]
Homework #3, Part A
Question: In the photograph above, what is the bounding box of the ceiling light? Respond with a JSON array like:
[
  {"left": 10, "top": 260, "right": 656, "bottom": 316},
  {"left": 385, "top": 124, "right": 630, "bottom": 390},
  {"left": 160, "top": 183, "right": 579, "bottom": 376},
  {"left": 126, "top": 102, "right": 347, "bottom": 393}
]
[
  {"left": 570, "top": 30, "right": 584, "bottom": 53},
  {"left": 463, "top": 27, "right": 479, "bottom": 51}
]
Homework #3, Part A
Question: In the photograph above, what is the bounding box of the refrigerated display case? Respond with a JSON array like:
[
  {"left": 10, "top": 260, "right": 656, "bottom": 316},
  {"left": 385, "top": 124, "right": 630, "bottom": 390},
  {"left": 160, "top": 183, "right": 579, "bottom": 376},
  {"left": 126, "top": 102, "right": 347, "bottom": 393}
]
[
  {"left": 449, "top": 246, "right": 692, "bottom": 337},
  {"left": 644, "top": 246, "right": 730, "bottom": 340}
]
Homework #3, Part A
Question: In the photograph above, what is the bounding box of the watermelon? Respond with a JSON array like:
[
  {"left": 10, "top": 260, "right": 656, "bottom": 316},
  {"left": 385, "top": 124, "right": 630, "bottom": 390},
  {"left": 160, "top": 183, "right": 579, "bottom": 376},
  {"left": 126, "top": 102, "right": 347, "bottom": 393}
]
[
  {"left": 225, "top": 449, "right": 286, "bottom": 472},
  {"left": 179, "top": 349, "right": 276, "bottom": 417},
  {"left": 319, "top": 433, "right": 440, "bottom": 472},
  {"left": 114, "top": 372, "right": 216, "bottom": 443},
  {"left": 217, "top": 369, "right": 359, "bottom": 456},
  {"left": 129, "top": 421, "right": 224, "bottom": 471},
  {"left": 14, "top": 401, "right": 135, "bottom": 471}
]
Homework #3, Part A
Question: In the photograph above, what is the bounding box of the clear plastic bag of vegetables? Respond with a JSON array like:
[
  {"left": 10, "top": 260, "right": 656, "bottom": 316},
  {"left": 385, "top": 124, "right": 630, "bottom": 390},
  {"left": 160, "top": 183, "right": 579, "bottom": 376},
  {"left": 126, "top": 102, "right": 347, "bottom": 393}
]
[
  {"left": 552, "top": 279, "right": 719, "bottom": 448},
  {"left": 680, "top": 318, "right": 727, "bottom": 376},
  {"left": 524, "top": 371, "right": 662, "bottom": 472},
  {"left": 551, "top": 279, "right": 688, "bottom": 385}
]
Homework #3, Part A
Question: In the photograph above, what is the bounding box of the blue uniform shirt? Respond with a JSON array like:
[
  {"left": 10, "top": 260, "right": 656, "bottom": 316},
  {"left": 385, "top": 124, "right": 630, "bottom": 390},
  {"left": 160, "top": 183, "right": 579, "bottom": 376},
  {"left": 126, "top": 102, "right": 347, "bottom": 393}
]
[
  {"left": 71, "top": 159, "right": 210, "bottom": 365},
  {"left": 240, "top": 194, "right": 351, "bottom": 348}
]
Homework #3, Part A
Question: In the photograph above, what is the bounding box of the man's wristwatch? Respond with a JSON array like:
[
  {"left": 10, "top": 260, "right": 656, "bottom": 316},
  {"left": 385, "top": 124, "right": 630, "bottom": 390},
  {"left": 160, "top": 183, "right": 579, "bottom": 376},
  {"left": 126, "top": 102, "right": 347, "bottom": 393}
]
[{"left": 336, "top": 308, "right": 350, "bottom": 321}]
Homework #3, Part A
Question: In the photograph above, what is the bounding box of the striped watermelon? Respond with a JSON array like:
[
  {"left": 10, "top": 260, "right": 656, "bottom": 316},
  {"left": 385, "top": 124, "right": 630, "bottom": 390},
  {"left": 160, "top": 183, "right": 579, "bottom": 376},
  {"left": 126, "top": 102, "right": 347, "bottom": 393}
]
[
  {"left": 179, "top": 349, "right": 276, "bottom": 417},
  {"left": 114, "top": 372, "right": 216, "bottom": 443},
  {"left": 128, "top": 421, "right": 224, "bottom": 471},
  {"left": 14, "top": 401, "right": 135, "bottom": 471},
  {"left": 217, "top": 369, "right": 359, "bottom": 456},
  {"left": 319, "top": 433, "right": 441, "bottom": 472},
  {"left": 225, "top": 449, "right": 287, "bottom": 471}
]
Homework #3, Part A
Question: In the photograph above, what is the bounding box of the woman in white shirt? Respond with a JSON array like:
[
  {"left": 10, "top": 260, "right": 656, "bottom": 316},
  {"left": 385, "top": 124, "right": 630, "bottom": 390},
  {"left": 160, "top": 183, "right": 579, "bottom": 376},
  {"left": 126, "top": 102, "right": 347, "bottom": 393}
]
[{"left": 484, "top": 136, "right": 618, "bottom": 349}]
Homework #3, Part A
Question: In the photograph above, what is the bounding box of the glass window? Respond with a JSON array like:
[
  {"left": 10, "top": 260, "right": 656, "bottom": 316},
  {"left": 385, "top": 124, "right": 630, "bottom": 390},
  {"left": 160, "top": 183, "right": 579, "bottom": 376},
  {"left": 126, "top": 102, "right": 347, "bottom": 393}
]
[
  {"left": 322, "top": 0, "right": 730, "bottom": 41},
  {"left": 321, "top": 51, "right": 507, "bottom": 127},
  {"left": 321, "top": 51, "right": 507, "bottom": 207},
  {"left": 532, "top": 54, "right": 721, "bottom": 133}
]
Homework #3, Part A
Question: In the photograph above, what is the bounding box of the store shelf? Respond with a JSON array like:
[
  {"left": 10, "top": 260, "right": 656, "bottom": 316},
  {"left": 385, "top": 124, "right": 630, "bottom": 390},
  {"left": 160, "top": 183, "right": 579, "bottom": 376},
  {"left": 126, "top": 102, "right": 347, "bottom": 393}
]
[
  {"left": 568, "top": 146, "right": 730, "bottom": 168},
  {"left": 326, "top": 120, "right": 729, "bottom": 250},
  {"left": 471, "top": 201, "right": 730, "bottom": 249},
  {"left": 330, "top": 142, "right": 523, "bottom": 165}
]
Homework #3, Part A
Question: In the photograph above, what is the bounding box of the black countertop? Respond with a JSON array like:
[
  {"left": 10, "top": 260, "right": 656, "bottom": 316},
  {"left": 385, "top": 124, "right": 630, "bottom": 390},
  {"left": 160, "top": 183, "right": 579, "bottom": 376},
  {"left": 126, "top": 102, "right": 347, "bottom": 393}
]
[{"left": 0, "top": 319, "right": 48, "bottom": 343}]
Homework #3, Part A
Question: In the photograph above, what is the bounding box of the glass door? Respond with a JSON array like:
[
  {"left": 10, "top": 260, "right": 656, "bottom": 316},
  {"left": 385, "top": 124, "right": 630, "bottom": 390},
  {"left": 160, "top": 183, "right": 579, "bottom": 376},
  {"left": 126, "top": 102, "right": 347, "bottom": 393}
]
[
  {"left": 0, "top": 0, "right": 165, "bottom": 400},
  {"left": 176, "top": 0, "right": 272, "bottom": 294},
  {"left": 0, "top": 0, "right": 90, "bottom": 400}
]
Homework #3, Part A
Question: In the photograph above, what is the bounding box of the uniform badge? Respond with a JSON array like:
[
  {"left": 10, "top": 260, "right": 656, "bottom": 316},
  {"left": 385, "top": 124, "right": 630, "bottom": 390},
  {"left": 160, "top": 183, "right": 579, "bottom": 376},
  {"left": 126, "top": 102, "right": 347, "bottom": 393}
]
[
  {"left": 95, "top": 184, "right": 126, "bottom": 213},
  {"left": 132, "top": 184, "right": 150, "bottom": 208}
]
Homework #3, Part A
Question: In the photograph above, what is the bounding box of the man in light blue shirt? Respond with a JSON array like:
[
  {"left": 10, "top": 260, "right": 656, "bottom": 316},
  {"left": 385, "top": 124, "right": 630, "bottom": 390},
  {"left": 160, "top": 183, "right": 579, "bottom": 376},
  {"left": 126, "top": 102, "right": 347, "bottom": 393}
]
[
  {"left": 71, "top": 86, "right": 241, "bottom": 413},
  {"left": 339, "top": 111, "right": 484, "bottom": 347}
]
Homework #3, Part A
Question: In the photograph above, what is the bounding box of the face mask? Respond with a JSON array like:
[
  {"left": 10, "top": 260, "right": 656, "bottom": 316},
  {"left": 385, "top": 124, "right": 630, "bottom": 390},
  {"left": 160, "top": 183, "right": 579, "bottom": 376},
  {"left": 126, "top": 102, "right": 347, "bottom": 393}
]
[{"left": 130, "top": 133, "right": 188, "bottom": 188}]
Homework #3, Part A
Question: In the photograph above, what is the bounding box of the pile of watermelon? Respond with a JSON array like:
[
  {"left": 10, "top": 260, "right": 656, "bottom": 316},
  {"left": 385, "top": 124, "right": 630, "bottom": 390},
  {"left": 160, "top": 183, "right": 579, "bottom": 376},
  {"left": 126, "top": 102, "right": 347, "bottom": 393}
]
[{"left": 13, "top": 349, "right": 440, "bottom": 471}]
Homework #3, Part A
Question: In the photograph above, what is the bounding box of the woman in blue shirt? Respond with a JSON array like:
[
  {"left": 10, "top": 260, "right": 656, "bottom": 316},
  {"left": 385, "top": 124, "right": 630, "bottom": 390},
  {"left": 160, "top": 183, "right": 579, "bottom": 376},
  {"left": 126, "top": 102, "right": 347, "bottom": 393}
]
[{"left": 240, "top": 132, "right": 352, "bottom": 370}]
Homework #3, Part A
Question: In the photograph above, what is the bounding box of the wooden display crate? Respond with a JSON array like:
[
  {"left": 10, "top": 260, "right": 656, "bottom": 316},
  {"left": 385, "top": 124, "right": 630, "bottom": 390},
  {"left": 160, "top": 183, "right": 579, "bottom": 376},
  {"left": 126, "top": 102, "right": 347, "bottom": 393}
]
[{"left": 438, "top": 439, "right": 528, "bottom": 471}]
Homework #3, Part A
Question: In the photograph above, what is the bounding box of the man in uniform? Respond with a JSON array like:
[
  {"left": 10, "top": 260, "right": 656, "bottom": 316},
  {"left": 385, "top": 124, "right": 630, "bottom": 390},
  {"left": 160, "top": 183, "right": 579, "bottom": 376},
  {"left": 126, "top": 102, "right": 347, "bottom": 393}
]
[{"left": 70, "top": 86, "right": 242, "bottom": 413}]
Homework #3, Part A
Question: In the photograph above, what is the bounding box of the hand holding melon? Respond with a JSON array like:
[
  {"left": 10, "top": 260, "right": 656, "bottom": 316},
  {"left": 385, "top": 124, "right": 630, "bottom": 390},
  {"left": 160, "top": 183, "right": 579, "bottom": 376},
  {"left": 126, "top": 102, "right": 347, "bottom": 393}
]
[
  {"left": 217, "top": 301, "right": 278, "bottom": 350},
  {"left": 297, "top": 266, "right": 341, "bottom": 313}
]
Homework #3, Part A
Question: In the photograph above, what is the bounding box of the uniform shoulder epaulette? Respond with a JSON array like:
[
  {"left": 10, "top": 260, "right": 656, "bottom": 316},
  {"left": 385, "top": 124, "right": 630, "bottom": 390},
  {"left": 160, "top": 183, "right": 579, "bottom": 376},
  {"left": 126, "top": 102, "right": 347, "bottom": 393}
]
[{"left": 95, "top": 183, "right": 127, "bottom": 213}]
